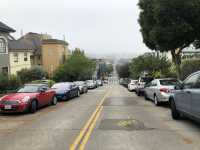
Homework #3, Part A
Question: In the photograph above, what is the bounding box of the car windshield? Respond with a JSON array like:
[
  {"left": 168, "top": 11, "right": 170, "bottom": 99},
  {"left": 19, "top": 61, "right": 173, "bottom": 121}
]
[
  {"left": 17, "top": 85, "right": 39, "bottom": 93},
  {"left": 74, "top": 81, "right": 84, "bottom": 85},
  {"left": 87, "top": 80, "right": 94, "bottom": 83},
  {"left": 52, "top": 83, "right": 70, "bottom": 89},
  {"left": 160, "top": 79, "right": 180, "bottom": 86}
]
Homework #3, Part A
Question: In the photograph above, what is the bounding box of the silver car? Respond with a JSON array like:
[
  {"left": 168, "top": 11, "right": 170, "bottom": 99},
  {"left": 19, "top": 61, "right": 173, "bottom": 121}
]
[
  {"left": 170, "top": 71, "right": 200, "bottom": 121},
  {"left": 144, "top": 78, "right": 180, "bottom": 106}
]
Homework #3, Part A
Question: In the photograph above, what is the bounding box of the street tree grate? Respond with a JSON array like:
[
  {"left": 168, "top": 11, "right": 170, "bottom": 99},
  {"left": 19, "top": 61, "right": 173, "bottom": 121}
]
[
  {"left": 103, "top": 97, "right": 138, "bottom": 106},
  {"left": 99, "top": 119, "right": 152, "bottom": 131}
]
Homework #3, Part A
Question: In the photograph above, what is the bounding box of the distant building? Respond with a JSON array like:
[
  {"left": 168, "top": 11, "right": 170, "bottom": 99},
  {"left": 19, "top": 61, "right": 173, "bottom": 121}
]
[
  {"left": 0, "top": 21, "right": 15, "bottom": 74},
  {"left": 20, "top": 32, "right": 52, "bottom": 66},
  {"left": 42, "top": 39, "right": 69, "bottom": 76},
  {"left": 182, "top": 45, "right": 200, "bottom": 60},
  {"left": 8, "top": 39, "right": 34, "bottom": 75}
]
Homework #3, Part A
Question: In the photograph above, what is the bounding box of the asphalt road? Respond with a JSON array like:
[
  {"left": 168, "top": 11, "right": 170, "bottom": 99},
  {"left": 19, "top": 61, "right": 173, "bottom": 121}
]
[{"left": 0, "top": 83, "right": 200, "bottom": 150}]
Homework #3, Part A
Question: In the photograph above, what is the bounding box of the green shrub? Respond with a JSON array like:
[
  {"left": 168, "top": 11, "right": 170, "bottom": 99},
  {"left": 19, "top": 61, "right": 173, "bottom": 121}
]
[
  {"left": 18, "top": 66, "right": 48, "bottom": 84},
  {"left": 0, "top": 74, "right": 21, "bottom": 93},
  {"left": 31, "top": 80, "right": 55, "bottom": 87},
  {"left": 181, "top": 59, "right": 200, "bottom": 80}
]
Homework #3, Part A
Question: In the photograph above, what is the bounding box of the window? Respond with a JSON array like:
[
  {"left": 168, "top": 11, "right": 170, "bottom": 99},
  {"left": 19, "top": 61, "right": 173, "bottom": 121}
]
[
  {"left": 24, "top": 53, "right": 28, "bottom": 61},
  {"left": 193, "top": 74, "right": 200, "bottom": 89},
  {"left": 0, "top": 38, "right": 6, "bottom": 53},
  {"left": 2, "top": 67, "right": 8, "bottom": 75},
  {"left": 184, "top": 73, "right": 199, "bottom": 89},
  {"left": 13, "top": 53, "right": 19, "bottom": 63}
]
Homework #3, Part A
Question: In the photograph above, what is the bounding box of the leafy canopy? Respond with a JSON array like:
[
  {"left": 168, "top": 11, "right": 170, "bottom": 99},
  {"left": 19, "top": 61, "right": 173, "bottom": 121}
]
[
  {"left": 53, "top": 48, "right": 96, "bottom": 82},
  {"left": 129, "top": 53, "right": 171, "bottom": 79},
  {"left": 138, "top": 0, "right": 200, "bottom": 51}
]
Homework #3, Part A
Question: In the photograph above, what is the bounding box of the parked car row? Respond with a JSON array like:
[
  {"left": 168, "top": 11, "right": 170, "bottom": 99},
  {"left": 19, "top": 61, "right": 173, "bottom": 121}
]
[
  {"left": 0, "top": 79, "right": 104, "bottom": 114},
  {"left": 123, "top": 71, "right": 200, "bottom": 124}
]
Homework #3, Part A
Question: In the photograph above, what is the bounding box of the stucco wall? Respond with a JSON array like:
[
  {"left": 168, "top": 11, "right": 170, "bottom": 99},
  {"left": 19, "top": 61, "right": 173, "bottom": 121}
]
[
  {"left": 9, "top": 51, "right": 32, "bottom": 75},
  {"left": 42, "top": 44, "right": 69, "bottom": 76}
]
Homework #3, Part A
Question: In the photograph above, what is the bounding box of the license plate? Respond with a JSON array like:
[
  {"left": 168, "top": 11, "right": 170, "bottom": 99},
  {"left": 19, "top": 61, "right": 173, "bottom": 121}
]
[{"left": 4, "top": 105, "right": 12, "bottom": 110}]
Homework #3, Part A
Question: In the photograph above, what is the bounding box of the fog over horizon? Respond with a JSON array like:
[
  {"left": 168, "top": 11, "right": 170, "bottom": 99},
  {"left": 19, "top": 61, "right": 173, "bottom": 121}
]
[{"left": 0, "top": 0, "right": 150, "bottom": 58}]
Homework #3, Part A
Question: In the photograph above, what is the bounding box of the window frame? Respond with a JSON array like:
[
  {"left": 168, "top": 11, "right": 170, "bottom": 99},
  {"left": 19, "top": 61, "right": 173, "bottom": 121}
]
[
  {"left": 13, "top": 53, "right": 19, "bottom": 63},
  {"left": 0, "top": 37, "right": 7, "bottom": 54},
  {"left": 24, "top": 52, "right": 28, "bottom": 61},
  {"left": 183, "top": 73, "right": 199, "bottom": 89}
]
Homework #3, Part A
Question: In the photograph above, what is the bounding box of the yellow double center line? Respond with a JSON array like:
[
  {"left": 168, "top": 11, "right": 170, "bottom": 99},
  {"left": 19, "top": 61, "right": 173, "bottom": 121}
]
[{"left": 70, "top": 88, "right": 112, "bottom": 150}]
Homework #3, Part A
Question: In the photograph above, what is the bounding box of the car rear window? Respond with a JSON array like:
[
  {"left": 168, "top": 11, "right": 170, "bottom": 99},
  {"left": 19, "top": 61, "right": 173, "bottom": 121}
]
[
  {"left": 141, "top": 77, "right": 153, "bottom": 83},
  {"left": 160, "top": 79, "right": 179, "bottom": 86}
]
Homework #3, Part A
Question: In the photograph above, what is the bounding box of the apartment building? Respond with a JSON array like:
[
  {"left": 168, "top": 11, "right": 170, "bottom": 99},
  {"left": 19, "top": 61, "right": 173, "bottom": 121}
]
[{"left": 42, "top": 39, "right": 69, "bottom": 76}]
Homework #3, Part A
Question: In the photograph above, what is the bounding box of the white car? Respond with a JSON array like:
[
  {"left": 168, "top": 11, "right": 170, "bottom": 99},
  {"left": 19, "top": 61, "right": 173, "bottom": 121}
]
[
  {"left": 144, "top": 78, "right": 180, "bottom": 106},
  {"left": 128, "top": 80, "right": 138, "bottom": 91}
]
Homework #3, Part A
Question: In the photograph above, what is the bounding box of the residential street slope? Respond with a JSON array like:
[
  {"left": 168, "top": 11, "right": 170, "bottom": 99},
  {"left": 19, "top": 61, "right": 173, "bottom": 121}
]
[{"left": 0, "top": 83, "right": 200, "bottom": 150}]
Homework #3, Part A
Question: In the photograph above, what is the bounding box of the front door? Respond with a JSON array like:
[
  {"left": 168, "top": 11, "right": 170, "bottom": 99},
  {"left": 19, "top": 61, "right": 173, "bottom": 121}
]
[
  {"left": 191, "top": 73, "right": 200, "bottom": 118},
  {"left": 175, "top": 73, "right": 199, "bottom": 114}
]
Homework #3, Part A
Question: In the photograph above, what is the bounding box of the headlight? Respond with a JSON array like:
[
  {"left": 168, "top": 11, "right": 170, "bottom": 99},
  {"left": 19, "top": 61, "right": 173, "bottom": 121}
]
[{"left": 21, "top": 96, "right": 30, "bottom": 103}]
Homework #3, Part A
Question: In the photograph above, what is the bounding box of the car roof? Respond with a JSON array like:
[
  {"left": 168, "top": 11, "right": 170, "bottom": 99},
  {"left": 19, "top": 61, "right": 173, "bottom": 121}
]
[
  {"left": 25, "top": 84, "right": 47, "bottom": 86},
  {"left": 156, "top": 78, "right": 177, "bottom": 80}
]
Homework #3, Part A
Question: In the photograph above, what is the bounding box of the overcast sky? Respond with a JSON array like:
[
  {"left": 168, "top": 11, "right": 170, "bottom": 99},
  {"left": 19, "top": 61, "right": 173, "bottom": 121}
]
[{"left": 0, "top": 0, "right": 150, "bottom": 58}]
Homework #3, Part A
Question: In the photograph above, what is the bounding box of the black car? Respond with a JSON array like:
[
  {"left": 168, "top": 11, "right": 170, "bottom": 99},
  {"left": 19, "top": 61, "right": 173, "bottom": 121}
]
[{"left": 51, "top": 82, "right": 80, "bottom": 101}]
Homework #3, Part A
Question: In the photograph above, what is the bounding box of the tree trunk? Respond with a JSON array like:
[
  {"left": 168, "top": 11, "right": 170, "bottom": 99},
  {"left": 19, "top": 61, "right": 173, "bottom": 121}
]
[{"left": 171, "top": 49, "right": 182, "bottom": 80}]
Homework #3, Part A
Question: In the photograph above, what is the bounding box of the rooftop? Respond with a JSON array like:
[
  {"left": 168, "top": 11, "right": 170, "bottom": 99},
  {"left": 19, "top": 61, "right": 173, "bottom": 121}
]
[
  {"left": 0, "top": 21, "right": 15, "bottom": 33},
  {"left": 42, "top": 39, "right": 68, "bottom": 45},
  {"left": 8, "top": 39, "right": 34, "bottom": 51}
]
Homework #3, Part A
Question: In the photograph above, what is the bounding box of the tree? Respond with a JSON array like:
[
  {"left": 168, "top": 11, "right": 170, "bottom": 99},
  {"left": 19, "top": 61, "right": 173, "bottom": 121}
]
[
  {"left": 116, "top": 63, "right": 130, "bottom": 78},
  {"left": 181, "top": 59, "right": 200, "bottom": 80},
  {"left": 97, "top": 63, "right": 113, "bottom": 79},
  {"left": 53, "top": 49, "right": 96, "bottom": 82},
  {"left": 138, "top": 0, "right": 200, "bottom": 79},
  {"left": 129, "top": 53, "right": 171, "bottom": 79}
]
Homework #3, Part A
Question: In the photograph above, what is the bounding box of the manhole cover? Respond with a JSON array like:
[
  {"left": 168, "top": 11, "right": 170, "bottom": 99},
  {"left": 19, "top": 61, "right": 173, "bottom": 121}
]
[
  {"left": 103, "top": 97, "right": 138, "bottom": 106},
  {"left": 99, "top": 119, "right": 150, "bottom": 131}
]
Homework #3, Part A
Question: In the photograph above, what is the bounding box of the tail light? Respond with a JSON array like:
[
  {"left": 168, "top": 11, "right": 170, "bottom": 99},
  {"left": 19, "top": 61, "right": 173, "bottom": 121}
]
[{"left": 160, "top": 88, "right": 171, "bottom": 93}]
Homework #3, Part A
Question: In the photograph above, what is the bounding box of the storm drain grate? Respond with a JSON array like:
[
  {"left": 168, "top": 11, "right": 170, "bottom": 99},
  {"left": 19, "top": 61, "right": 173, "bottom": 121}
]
[
  {"left": 103, "top": 97, "right": 138, "bottom": 106},
  {"left": 99, "top": 119, "right": 152, "bottom": 131}
]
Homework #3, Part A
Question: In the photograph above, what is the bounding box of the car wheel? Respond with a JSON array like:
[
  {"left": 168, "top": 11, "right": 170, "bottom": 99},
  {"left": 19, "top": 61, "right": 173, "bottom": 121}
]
[
  {"left": 51, "top": 96, "right": 57, "bottom": 105},
  {"left": 170, "top": 99, "right": 180, "bottom": 120},
  {"left": 137, "top": 91, "right": 141, "bottom": 96},
  {"left": 144, "top": 92, "right": 148, "bottom": 100},
  {"left": 154, "top": 95, "right": 160, "bottom": 106},
  {"left": 77, "top": 90, "right": 80, "bottom": 97},
  {"left": 30, "top": 100, "right": 37, "bottom": 113}
]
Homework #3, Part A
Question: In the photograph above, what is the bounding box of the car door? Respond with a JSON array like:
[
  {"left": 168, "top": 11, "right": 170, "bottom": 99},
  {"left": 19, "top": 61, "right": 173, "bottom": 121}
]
[
  {"left": 38, "top": 86, "right": 48, "bottom": 106},
  {"left": 175, "top": 74, "right": 198, "bottom": 114},
  {"left": 150, "top": 80, "right": 158, "bottom": 99},
  {"left": 144, "top": 82, "right": 151, "bottom": 98},
  {"left": 191, "top": 73, "right": 200, "bottom": 118},
  {"left": 70, "top": 84, "right": 76, "bottom": 97}
]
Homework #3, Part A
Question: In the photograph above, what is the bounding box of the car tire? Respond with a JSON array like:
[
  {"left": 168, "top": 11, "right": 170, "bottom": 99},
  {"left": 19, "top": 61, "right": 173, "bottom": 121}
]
[
  {"left": 137, "top": 91, "right": 141, "bottom": 96},
  {"left": 30, "top": 100, "right": 37, "bottom": 113},
  {"left": 144, "top": 92, "right": 148, "bottom": 100},
  {"left": 77, "top": 90, "right": 80, "bottom": 97},
  {"left": 170, "top": 99, "right": 180, "bottom": 120},
  {"left": 51, "top": 96, "right": 57, "bottom": 105},
  {"left": 154, "top": 95, "right": 160, "bottom": 106}
]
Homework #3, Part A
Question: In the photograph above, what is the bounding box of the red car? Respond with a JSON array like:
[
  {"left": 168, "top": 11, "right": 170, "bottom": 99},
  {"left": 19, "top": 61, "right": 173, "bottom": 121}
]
[{"left": 0, "top": 84, "right": 57, "bottom": 113}]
